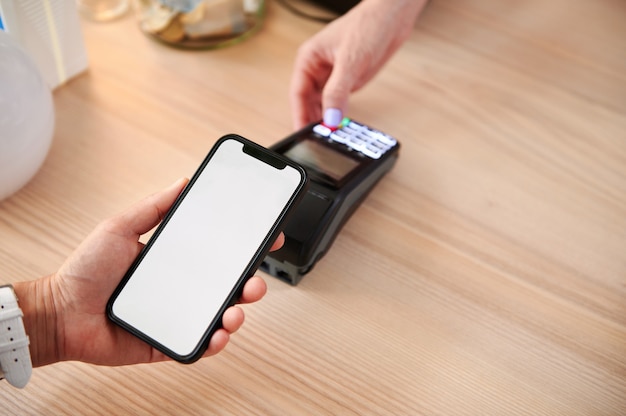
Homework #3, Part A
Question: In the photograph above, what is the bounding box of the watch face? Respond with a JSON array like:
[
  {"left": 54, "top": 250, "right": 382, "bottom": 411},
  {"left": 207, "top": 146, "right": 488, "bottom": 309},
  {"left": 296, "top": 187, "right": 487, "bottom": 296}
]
[{"left": 283, "top": 138, "right": 360, "bottom": 183}]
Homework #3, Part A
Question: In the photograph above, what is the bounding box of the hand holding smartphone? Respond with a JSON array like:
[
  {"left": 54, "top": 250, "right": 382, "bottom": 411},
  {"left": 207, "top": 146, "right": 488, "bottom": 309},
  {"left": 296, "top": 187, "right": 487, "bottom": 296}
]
[{"left": 107, "top": 135, "right": 307, "bottom": 363}]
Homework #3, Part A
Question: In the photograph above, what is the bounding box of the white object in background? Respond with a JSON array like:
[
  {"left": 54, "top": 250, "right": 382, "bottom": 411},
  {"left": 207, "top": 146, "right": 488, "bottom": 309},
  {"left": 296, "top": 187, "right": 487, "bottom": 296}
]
[
  {"left": 0, "top": 30, "right": 55, "bottom": 201},
  {"left": 0, "top": 0, "right": 88, "bottom": 90}
]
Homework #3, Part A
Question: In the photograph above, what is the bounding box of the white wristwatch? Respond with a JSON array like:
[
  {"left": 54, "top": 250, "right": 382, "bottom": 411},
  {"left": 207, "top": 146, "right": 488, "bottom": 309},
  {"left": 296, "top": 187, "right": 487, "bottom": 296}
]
[{"left": 0, "top": 284, "right": 32, "bottom": 388}]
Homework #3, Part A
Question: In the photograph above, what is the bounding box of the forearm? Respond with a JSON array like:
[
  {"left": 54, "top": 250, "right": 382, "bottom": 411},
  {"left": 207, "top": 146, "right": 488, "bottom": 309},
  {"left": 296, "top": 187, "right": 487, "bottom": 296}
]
[{"left": 13, "top": 276, "right": 61, "bottom": 368}]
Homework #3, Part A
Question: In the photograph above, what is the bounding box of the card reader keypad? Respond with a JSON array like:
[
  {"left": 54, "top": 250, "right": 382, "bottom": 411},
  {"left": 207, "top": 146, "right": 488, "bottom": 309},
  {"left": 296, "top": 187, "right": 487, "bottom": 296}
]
[{"left": 313, "top": 120, "right": 397, "bottom": 159}]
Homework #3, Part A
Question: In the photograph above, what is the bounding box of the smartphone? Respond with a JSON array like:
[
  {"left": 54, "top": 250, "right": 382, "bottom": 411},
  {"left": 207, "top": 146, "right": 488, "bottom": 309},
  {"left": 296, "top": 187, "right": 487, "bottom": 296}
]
[{"left": 107, "top": 135, "right": 308, "bottom": 363}]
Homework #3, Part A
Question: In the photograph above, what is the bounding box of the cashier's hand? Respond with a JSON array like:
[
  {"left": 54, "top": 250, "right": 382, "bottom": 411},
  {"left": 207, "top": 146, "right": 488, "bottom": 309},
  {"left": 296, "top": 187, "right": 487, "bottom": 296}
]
[
  {"left": 14, "top": 178, "right": 275, "bottom": 368},
  {"left": 290, "top": 0, "right": 427, "bottom": 129}
]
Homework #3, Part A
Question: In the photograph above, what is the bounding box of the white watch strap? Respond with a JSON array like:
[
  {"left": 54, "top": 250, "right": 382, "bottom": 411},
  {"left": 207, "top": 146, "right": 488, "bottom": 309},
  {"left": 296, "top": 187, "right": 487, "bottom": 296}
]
[{"left": 0, "top": 285, "right": 32, "bottom": 388}]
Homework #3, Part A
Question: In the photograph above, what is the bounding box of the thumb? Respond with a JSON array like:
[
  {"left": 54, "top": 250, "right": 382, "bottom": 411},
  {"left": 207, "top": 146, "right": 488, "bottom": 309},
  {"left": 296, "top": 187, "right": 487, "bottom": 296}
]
[
  {"left": 118, "top": 177, "right": 189, "bottom": 237},
  {"left": 321, "top": 66, "right": 354, "bottom": 127}
]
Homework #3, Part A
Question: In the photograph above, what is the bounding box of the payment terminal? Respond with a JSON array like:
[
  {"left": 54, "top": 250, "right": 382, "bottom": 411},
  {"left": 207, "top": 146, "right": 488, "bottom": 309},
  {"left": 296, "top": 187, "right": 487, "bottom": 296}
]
[{"left": 260, "top": 117, "right": 400, "bottom": 285}]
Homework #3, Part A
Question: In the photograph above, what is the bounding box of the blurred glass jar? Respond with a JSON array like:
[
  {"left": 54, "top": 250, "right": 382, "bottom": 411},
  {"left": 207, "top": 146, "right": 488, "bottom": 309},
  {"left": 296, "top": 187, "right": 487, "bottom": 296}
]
[
  {"left": 77, "top": 0, "right": 130, "bottom": 21},
  {"left": 133, "top": 0, "right": 265, "bottom": 49}
]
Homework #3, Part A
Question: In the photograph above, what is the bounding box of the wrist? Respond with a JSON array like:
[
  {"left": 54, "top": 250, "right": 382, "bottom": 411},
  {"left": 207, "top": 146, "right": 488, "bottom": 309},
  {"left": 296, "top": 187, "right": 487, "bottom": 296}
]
[
  {"left": 13, "top": 276, "right": 61, "bottom": 368},
  {"left": 359, "top": 0, "right": 428, "bottom": 38}
]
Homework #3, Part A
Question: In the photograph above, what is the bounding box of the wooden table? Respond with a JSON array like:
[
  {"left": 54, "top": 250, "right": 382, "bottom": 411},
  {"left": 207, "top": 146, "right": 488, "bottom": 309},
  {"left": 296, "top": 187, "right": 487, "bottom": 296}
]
[{"left": 2, "top": 1, "right": 625, "bottom": 414}]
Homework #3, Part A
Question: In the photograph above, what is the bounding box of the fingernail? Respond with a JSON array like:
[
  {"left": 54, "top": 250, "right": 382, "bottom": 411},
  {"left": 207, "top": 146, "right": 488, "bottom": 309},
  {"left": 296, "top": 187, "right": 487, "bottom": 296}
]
[
  {"left": 169, "top": 177, "right": 188, "bottom": 190},
  {"left": 323, "top": 108, "right": 343, "bottom": 128}
]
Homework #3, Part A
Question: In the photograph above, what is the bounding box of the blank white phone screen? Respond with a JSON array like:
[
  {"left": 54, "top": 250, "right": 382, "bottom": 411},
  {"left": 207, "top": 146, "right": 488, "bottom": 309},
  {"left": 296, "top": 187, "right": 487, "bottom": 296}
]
[{"left": 111, "top": 138, "right": 303, "bottom": 357}]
